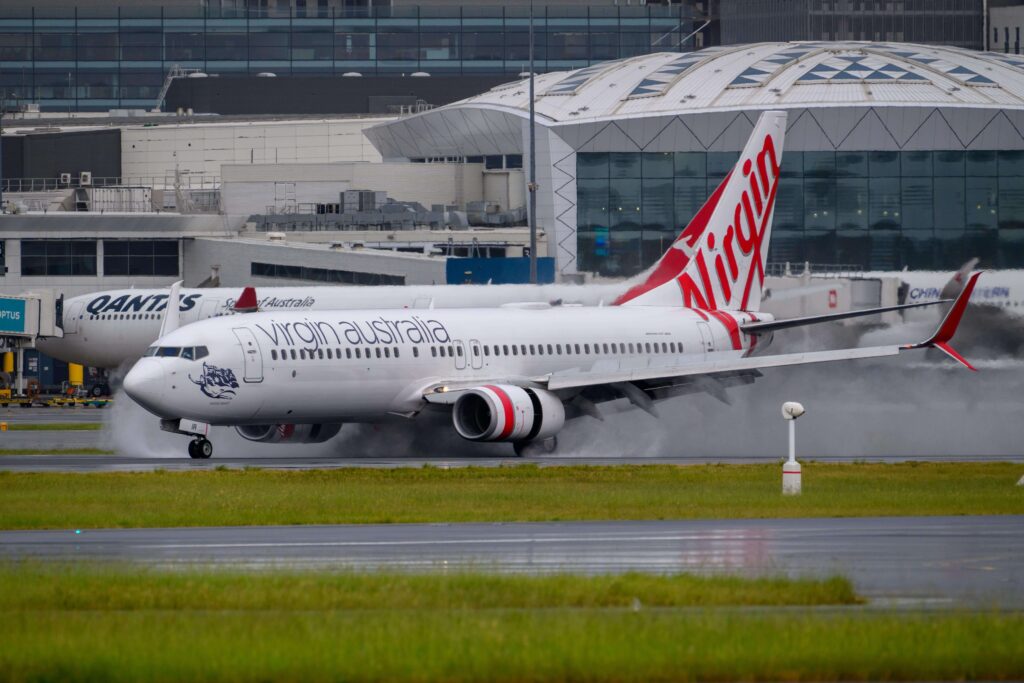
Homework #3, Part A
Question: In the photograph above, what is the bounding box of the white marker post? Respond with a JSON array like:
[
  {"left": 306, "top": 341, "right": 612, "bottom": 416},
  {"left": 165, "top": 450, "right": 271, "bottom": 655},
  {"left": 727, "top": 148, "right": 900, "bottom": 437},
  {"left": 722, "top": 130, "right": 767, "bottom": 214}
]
[{"left": 781, "top": 401, "right": 806, "bottom": 495}]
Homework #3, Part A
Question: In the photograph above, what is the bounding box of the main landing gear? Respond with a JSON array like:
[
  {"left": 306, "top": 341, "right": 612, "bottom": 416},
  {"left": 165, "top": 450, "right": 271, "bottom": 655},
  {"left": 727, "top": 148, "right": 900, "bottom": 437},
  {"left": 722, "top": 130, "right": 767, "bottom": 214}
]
[
  {"left": 187, "top": 438, "right": 213, "bottom": 459},
  {"left": 513, "top": 436, "right": 558, "bottom": 457}
]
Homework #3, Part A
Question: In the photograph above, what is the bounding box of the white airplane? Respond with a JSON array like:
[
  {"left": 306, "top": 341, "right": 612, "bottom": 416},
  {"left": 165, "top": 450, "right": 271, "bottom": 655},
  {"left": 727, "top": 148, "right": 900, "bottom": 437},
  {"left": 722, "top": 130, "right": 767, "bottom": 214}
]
[
  {"left": 39, "top": 281, "right": 635, "bottom": 371},
  {"left": 123, "top": 111, "right": 981, "bottom": 459}
]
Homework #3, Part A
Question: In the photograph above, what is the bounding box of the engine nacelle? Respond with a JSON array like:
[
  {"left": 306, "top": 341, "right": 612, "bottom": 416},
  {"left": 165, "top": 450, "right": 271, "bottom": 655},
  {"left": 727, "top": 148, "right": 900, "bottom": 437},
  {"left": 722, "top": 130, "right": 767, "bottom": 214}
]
[
  {"left": 235, "top": 423, "right": 342, "bottom": 444},
  {"left": 452, "top": 385, "right": 564, "bottom": 443}
]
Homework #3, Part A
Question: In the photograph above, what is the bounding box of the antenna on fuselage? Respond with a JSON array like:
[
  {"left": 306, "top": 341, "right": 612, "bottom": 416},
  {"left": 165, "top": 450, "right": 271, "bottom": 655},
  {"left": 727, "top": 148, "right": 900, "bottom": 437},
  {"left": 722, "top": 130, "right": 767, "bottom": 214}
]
[{"left": 158, "top": 280, "right": 183, "bottom": 339}]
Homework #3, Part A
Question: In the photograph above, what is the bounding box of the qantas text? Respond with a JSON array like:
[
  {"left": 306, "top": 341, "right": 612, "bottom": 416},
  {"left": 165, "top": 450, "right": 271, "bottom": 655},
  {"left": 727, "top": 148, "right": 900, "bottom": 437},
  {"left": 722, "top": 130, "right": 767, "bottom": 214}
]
[{"left": 86, "top": 293, "right": 201, "bottom": 315}]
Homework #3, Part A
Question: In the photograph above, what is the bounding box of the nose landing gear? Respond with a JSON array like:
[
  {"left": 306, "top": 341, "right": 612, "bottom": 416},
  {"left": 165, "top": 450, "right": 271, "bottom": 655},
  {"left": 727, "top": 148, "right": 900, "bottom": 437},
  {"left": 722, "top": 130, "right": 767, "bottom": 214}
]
[{"left": 187, "top": 438, "right": 213, "bottom": 459}]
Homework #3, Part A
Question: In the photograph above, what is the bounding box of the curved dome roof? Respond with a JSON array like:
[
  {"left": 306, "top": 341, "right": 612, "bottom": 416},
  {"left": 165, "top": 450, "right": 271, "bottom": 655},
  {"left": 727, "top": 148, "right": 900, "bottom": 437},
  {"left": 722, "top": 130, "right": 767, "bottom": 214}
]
[{"left": 452, "top": 42, "right": 1024, "bottom": 124}]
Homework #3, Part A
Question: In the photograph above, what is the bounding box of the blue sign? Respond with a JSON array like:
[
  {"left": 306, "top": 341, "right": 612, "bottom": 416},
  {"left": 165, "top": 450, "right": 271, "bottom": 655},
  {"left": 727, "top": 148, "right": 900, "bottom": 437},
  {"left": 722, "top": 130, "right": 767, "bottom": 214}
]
[{"left": 0, "top": 298, "right": 27, "bottom": 334}]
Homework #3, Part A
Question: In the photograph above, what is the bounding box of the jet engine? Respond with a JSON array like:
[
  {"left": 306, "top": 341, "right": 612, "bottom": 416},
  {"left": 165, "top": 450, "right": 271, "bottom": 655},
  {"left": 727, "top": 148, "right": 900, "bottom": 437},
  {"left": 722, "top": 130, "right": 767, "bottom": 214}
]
[
  {"left": 452, "top": 385, "right": 564, "bottom": 442},
  {"left": 235, "top": 423, "right": 342, "bottom": 444}
]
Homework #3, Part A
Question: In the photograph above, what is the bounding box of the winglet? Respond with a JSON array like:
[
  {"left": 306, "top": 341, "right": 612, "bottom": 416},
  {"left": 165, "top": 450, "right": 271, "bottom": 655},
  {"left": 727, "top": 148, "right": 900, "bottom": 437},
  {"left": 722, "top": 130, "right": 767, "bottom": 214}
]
[
  {"left": 158, "top": 280, "right": 183, "bottom": 339},
  {"left": 902, "top": 271, "right": 982, "bottom": 370},
  {"left": 233, "top": 286, "right": 259, "bottom": 313}
]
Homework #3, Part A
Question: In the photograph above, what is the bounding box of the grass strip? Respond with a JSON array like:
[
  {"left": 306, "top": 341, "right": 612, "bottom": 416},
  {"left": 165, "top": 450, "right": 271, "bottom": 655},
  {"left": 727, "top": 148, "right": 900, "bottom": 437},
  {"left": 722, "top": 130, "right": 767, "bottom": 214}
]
[
  {"left": 1, "top": 565, "right": 1019, "bottom": 682},
  {"left": 0, "top": 462, "right": 1021, "bottom": 529},
  {"left": 1, "top": 608, "right": 1021, "bottom": 681},
  {"left": 0, "top": 448, "right": 113, "bottom": 457},
  {"left": 4, "top": 423, "right": 103, "bottom": 431},
  {"left": 0, "top": 563, "right": 859, "bottom": 610}
]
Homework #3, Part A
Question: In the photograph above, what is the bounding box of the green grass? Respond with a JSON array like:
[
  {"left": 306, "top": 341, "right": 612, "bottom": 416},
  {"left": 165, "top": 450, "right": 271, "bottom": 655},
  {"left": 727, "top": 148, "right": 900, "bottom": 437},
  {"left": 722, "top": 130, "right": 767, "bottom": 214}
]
[
  {"left": 0, "top": 447, "right": 113, "bottom": 456},
  {"left": 0, "top": 564, "right": 860, "bottom": 610},
  {"left": 0, "top": 462, "right": 1021, "bottom": 529},
  {"left": 4, "top": 422, "right": 103, "bottom": 431},
  {"left": 0, "top": 566, "right": 1020, "bottom": 682}
]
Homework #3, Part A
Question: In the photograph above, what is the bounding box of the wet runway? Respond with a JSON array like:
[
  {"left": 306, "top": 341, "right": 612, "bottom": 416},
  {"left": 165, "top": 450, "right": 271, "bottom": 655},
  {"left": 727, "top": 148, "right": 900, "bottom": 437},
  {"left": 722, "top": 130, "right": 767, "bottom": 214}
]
[
  {"left": 2, "top": 516, "right": 1020, "bottom": 606},
  {"left": 1, "top": 452, "right": 1023, "bottom": 472}
]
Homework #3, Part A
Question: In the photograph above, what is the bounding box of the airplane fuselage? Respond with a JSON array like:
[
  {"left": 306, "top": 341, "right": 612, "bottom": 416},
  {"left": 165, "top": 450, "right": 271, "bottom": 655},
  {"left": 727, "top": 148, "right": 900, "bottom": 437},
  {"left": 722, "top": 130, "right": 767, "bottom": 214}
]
[
  {"left": 40, "top": 283, "right": 628, "bottom": 368},
  {"left": 126, "top": 305, "right": 767, "bottom": 425}
]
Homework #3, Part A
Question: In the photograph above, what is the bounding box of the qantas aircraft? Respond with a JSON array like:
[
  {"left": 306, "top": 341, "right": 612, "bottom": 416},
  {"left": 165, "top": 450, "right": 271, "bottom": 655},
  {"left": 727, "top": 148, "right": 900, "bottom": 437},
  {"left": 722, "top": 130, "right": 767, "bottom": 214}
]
[
  {"left": 123, "top": 111, "right": 981, "bottom": 459},
  {"left": 39, "top": 281, "right": 634, "bottom": 371}
]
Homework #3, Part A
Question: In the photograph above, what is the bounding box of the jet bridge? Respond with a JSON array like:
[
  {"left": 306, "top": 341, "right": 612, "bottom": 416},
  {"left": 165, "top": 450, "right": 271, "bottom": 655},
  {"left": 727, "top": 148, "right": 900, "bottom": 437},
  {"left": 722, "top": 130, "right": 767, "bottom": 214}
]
[{"left": 0, "top": 291, "right": 61, "bottom": 396}]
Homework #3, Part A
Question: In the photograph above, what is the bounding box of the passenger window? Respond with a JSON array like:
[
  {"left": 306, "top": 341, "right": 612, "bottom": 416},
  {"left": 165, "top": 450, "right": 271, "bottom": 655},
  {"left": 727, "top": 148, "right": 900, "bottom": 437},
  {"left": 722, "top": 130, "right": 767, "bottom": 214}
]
[
  {"left": 384, "top": 348, "right": 391, "bottom": 358},
  {"left": 512, "top": 345, "right": 518, "bottom": 356},
  {"left": 300, "top": 349, "right": 307, "bottom": 360},
  {"left": 318, "top": 349, "right": 324, "bottom": 360},
  {"left": 413, "top": 347, "right": 419, "bottom": 358},
  {"left": 629, "top": 343, "right": 635, "bottom": 353},
  {"left": 290, "top": 349, "right": 297, "bottom": 360},
  {"left": 375, "top": 348, "right": 382, "bottom": 358},
  {"left": 431, "top": 347, "right": 437, "bottom": 357},
  {"left": 271, "top": 350, "right": 278, "bottom": 361},
  {"left": 538, "top": 345, "right": 544, "bottom": 356},
  {"left": 326, "top": 349, "right": 332, "bottom": 359},
  {"left": 456, "top": 346, "right": 463, "bottom": 357},
  {"left": 448, "top": 345, "right": 454, "bottom": 357},
  {"left": 603, "top": 343, "right": 610, "bottom": 354},
  {"left": 584, "top": 344, "right": 590, "bottom": 354},
  {"left": 547, "top": 344, "right": 553, "bottom": 355},
  {"left": 355, "top": 348, "right": 361, "bottom": 359},
  {"left": 395, "top": 348, "right": 400, "bottom": 359},
  {"left": 575, "top": 344, "right": 581, "bottom": 354},
  {"left": 556, "top": 344, "right": 562, "bottom": 354},
  {"left": 529, "top": 344, "right": 535, "bottom": 355},
  {"left": 520, "top": 345, "right": 526, "bottom": 355},
  {"left": 346, "top": 349, "right": 352, "bottom": 359},
  {"left": 503, "top": 345, "right": 509, "bottom": 356},
  {"left": 484, "top": 346, "right": 490, "bottom": 356}
]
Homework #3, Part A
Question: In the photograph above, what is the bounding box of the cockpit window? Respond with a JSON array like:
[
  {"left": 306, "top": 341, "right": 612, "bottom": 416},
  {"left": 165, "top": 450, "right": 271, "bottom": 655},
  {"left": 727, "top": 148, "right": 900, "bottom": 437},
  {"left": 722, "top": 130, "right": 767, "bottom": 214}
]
[
  {"left": 194, "top": 346, "right": 209, "bottom": 360},
  {"left": 143, "top": 346, "right": 158, "bottom": 357},
  {"left": 181, "top": 347, "right": 195, "bottom": 360},
  {"left": 157, "top": 347, "right": 182, "bottom": 357}
]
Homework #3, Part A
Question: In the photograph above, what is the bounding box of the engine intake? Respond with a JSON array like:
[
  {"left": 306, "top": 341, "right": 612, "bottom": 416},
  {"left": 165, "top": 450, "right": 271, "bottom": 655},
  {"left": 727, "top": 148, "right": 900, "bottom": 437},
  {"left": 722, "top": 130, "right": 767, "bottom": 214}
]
[
  {"left": 236, "top": 423, "right": 342, "bottom": 444},
  {"left": 452, "top": 385, "right": 564, "bottom": 442}
]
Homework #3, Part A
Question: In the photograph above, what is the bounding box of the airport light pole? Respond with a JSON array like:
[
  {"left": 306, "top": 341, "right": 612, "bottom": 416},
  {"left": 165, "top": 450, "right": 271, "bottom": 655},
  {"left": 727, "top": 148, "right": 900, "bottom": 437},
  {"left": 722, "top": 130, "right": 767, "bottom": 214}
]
[
  {"left": 527, "top": 0, "right": 538, "bottom": 285},
  {"left": 781, "top": 401, "right": 805, "bottom": 495}
]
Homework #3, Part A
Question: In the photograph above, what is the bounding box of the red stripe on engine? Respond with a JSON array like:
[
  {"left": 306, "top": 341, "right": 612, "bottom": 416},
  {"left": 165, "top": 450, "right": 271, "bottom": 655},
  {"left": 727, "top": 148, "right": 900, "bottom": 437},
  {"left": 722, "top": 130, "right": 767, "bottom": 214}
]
[{"left": 484, "top": 385, "right": 515, "bottom": 439}]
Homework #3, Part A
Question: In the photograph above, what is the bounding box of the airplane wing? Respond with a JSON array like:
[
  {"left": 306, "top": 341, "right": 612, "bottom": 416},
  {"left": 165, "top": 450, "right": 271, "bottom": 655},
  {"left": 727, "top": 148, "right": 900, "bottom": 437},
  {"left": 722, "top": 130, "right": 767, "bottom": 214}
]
[
  {"left": 422, "top": 272, "right": 981, "bottom": 408},
  {"left": 740, "top": 298, "right": 949, "bottom": 334}
]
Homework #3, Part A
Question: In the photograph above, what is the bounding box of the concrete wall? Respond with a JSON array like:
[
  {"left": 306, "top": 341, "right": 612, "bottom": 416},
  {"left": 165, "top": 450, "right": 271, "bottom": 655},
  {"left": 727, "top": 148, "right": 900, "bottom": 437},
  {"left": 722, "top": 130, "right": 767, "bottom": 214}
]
[
  {"left": 121, "top": 117, "right": 392, "bottom": 181},
  {"left": 183, "top": 237, "right": 448, "bottom": 287},
  {"left": 219, "top": 161, "right": 486, "bottom": 215}
]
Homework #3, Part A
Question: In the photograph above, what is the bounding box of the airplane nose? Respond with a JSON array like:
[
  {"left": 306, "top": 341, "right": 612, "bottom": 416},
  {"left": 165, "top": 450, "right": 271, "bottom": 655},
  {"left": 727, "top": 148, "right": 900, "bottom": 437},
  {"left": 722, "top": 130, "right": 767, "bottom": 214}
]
[{"left": 124, "top": 359, "right": 171, "bottom": 417}]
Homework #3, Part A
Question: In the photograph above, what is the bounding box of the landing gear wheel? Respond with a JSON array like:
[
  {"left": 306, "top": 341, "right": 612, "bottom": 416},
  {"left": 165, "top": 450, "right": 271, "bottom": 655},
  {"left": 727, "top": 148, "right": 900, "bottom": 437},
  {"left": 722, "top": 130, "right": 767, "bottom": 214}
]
[
  {"left": 513, "top": 436, "right": 558, "bottom": 457},
  {"left": 188, "top": 438, "right": 213, "bottom": 459}
]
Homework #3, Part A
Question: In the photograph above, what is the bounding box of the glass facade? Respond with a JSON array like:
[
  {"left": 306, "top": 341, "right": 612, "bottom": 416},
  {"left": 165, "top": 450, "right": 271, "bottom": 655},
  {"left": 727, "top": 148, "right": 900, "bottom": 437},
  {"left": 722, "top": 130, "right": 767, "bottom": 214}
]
[
  {"left": 720, "top": 0, "right": 983, "bottom": 50},
  {"left": 21, "top": 240, "right": 97, "bottom": 276},
  {"left": 0, "top": 3, "right": 695, "bottom": 111},
  {"left": 103, "top": 239, "right": 179, "bottom": 276},
  {"left": 577, "top": 150, "right": 1024, "bottom": 276}
]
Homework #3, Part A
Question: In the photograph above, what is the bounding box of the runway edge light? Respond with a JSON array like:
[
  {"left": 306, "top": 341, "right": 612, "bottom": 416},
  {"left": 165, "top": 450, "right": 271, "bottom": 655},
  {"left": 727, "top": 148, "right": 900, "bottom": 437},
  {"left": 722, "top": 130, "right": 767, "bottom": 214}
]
[{"left": 781, "top": 402, "right": 806, "bottom": 496}]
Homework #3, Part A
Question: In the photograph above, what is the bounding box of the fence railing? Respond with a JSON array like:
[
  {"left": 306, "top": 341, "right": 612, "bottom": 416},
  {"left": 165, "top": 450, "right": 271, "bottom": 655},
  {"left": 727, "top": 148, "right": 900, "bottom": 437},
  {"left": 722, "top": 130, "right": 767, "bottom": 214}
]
[{"left": 2, "top": 175, "right": 220, "bottom": 193}]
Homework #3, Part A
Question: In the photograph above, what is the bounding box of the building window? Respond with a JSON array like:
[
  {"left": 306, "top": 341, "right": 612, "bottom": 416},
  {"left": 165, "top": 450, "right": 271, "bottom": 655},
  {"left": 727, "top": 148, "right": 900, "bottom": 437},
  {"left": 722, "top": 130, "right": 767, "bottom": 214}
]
[
  {"left": 578, "top": 148, "right": 1024, "bottom": 273},
  {"left": 104, "top": 240, "right": 179, "bottom": 277},
  {"left": 21, "top": 240, "right": 97, "bottom": 276},
  {"left": 251, "top": 262, "right": 404, "bottom": 286}
]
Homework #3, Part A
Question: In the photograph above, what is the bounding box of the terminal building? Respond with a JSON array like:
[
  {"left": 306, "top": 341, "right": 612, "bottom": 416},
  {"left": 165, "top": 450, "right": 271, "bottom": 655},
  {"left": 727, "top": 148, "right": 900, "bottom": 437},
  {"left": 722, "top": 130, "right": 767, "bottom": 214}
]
[{"left": 369, "top": 40, "right": 1024, "bottom": 277}]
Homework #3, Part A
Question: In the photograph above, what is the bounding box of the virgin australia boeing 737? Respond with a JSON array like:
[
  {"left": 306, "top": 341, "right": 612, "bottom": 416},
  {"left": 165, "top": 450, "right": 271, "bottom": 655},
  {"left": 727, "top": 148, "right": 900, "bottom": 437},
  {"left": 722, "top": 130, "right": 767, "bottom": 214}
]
[{"left": 123, "top": 111, "right": 981, "bottom": 459}]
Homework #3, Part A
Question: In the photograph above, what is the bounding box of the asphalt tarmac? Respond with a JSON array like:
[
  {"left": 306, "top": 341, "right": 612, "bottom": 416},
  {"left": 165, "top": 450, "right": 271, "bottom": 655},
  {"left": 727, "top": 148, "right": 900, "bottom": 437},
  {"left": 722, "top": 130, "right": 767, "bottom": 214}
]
[{"left": 2, "top": 516, "right": 1020, "bottom": 606}]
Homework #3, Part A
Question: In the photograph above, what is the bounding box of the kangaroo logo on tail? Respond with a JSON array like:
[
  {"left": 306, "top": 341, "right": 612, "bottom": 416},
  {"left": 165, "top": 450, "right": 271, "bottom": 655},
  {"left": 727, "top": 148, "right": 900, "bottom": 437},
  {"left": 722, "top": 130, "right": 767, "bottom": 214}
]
[{"left": 617, "top": 110, "right": 787, "bottom": 312}]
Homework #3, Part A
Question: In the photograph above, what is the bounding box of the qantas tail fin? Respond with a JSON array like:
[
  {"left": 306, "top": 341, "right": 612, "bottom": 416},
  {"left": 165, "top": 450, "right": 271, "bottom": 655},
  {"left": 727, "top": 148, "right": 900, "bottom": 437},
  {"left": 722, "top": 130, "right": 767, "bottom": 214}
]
[{"left": 616, "top": 110, "right": 787, "bottom": 311}]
